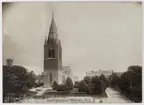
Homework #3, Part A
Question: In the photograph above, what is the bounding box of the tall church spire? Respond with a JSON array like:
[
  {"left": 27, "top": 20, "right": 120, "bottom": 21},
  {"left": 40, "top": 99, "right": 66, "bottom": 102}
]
[{"left": 47, "top": 12, "right": 58, "bottom": 44}]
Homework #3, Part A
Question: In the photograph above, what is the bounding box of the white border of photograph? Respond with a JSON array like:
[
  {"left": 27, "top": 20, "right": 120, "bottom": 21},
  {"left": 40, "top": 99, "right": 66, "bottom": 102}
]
[{"left": 0, "top": 0, "right": 143, "bottom": 105}]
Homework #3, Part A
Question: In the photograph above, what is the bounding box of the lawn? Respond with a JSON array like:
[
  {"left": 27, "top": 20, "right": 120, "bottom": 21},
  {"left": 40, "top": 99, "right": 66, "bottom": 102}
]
[{"left": 9, "top": 88, "right": 108, "bottom": 103}]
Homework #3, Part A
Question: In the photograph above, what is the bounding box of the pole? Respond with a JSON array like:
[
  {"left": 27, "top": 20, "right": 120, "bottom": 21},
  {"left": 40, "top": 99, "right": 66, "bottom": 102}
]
[{"left": 130, "top": 76, "right": 132, "bottom": 98}]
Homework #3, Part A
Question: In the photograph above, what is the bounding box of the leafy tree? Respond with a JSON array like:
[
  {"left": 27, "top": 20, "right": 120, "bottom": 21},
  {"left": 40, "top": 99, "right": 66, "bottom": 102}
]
[
  {"left": 124, "top": 66, "right": 142, "bottom": 102},
  {"left": 65, "top": 77, "right": 74, "bottom": 90},
  {"left": 119, "top": 72, "right": 130, "bottom": 91},
  {"left": 83, "top": 76, "right": 91, "bottom": 84},
  {"left": 74, "top": 81, "right": 80, "bottom": 88},
  {"left": 3, "top": 65, "right": 36, "bottom": 101},
  {"left": 27, "top": 71, "right": 36, "bottom": 88},
  {"left": 110, "top": 65, "right": 142, "bottom": 102},
  {"left": 128, "top": 66, "right": 142, "bottom": 74},
  {"left": 90, "top": 76, "right": 104, "bottom": 94},
  {"left": 109, "top": 73, "right": 120, "bottom": 88},
  {"left": 99, "top": 74, "right": 109, "bottom": 88},
  {"left": 79, "top": 80, "right": 89, "bottom": 93}
]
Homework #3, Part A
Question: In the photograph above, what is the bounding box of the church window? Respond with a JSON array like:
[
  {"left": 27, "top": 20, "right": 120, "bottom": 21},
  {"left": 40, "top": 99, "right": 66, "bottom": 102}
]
[
  {"left": 48, "top": 50, "right": 51, "bottom": 58},
  {"left": 50, "top": 73, "right": 52, "bottom": 84},
  {"left": 48, "top": 48, "right": 55, "bottom": 58},
  {"left": 52, "top": 49, "right": 55, "bottom": 58}
]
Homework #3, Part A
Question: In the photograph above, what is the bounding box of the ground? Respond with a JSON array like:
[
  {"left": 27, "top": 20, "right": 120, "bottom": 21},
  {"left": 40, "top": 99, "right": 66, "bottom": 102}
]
[
  {"left": 105, "top": 88, "right": 132, "bottom": 103},
  {"left": 18, "top": 87, "right": 132, "bottom": 103}
]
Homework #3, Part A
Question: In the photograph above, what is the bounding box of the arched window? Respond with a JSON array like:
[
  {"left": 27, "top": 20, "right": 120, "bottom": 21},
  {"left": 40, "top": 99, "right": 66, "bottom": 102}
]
[
  {"left": 50, "top": 73, "right": 52, "bottom": 84},
  {"left": 48, "top": 49, "right": 55, "bottom": 58},
  {"left": 52, "top": 49, "right": 55, "bottom": 58},
  {"left": 48, "top": 50, "right": 51, "bottom": 58}
]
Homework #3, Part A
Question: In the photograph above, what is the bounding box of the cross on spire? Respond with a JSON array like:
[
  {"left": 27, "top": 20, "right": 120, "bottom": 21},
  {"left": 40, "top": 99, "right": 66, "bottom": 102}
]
[{"left": 52, "top": 11, "right": 54, "bottom": 17}]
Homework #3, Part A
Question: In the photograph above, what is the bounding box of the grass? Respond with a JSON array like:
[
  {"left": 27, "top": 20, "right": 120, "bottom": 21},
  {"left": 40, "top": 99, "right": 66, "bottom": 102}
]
[
  {"left": 4, "top": 88, "right": 107, "bottom": 103},
  {"left": 18, "top": 96, "right": 107, "bottom": 103},
  {"left": 3, "top": 91, "right": 37, "bottom": 103},
  {"left": 34, "top": 89, "right": 107, "bottom": 99}
]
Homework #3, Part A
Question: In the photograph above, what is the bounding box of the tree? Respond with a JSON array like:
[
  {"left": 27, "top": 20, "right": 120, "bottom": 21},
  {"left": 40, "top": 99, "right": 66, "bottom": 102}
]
[
  {"left": 90, "top": 76, "right": 104, "bottom": 94},
  {"left": 83, "top": 76, "right": 91, "bottom": 84},
  {"left": 99, "top": 74, "right": 109, "bottom": 88},
  {"left": 119, "top": 72, "right": 130, "bottom": 91},
  {"left": 74, "top": 81, "right": 80, "bottom": 88},
  {"left": 52, "top": 81, "right": 59, "bottom": 90},
  {"left": 109, "top": 73, "right": 120, "bottom": 88},
  {"left": 65, "top": 77, "right": 74, "bottom": 90},
  {"left": 113, "top": 65, "right": 142, "bottom": 102},
  {"left": 127, "top": 66, "right": 142, "bottom": 102},
  {"left": 27, "top": 71, "right": 36, "bottom": 88},
  {"left": 79, "top": 80, "right": 89, "bottom": 93},
  {"left": 3, "top": 65, "right": 37, "bottom": 99}
]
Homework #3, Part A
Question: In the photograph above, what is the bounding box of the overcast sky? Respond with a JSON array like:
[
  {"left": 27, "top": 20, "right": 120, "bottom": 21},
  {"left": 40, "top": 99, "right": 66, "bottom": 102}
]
[{"left": 3, "top": 2, "right": 142, "bottom": 80}]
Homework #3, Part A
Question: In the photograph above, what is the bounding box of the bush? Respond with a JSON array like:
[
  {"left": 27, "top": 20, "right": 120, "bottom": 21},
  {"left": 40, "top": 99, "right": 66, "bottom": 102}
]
[
  {"left": 65, "top": 77, "right": 74, "bottom": 90},
  {"left": 74, "top": 81, "right": 80, "bottom": 88},
  {"left": 57, "top": 84, "right": 67, "bottom": 91},
  {"left": 83, "top": 76, "right": 91, "bottom": 84},
  {"left": 90, "top": 76, "right": 104, "bottom": 94},
  {"left": 52, "top": 81, "right": 59, "bottom": 90},
  {"left": 78, "top": 76, "right": 105, "bottom": 94},
  {"left": 53, "top": 77, "right": 74, "bottom": 91},
  {"left": 79, "top": 80, "right": 89, "bottom": 93},
  {"left": 35, "top": 82, "right": 44, "bottom": 87}
]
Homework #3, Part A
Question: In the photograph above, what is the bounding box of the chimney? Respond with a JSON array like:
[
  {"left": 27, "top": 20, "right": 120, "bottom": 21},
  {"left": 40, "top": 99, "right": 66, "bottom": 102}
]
[{"left": 6, "top": 58, "right": 13, "bottom": 67}]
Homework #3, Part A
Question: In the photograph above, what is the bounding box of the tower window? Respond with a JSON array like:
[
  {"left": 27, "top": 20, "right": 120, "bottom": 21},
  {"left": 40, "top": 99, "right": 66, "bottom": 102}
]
[
  {"left": 52, "top": 49, "right": 55, "bottom": 58},
  {"left": 50, "top": 73, "right": 52, "bottom": 84},
  {"left": 48, "top": 49, "right": 55, "bottom": 58},
  {"left": 49, "top": 50, "right": 51, "bottom": 58}
]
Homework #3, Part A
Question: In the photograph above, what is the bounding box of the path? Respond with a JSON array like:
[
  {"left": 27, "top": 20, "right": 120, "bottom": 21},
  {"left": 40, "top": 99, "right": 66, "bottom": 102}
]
[
  {"left": 105, "top": 88, "right": 132, "bottom": 103},
  {"left": 29, "top": 86, "right": 51, "bottom": 96}
]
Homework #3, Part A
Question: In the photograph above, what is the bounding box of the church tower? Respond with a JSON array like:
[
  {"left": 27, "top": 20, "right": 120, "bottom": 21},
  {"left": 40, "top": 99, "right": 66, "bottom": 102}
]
[{"left": 43, "top": 13, "right": 62, "bottom": 87}]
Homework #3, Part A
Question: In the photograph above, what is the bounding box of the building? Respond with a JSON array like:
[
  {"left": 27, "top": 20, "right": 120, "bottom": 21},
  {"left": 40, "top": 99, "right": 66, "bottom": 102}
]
[
  {"left": 73, "top": 76, "right": 79, "bottom": 82},
  {"left": 115, "top": 72, "right": 123, "bottom": 77},
  {"left": 6, "top": 58, "right": 13, "bottom": 67},
  {"left": 43, "top": 14, "right": 77, "bottom": 87},
  {"left": 62, "top": 66, "right": 78, "bottom": 84},
  {"left": 86, "top": 70, "right": 114, "bottom": 78}
]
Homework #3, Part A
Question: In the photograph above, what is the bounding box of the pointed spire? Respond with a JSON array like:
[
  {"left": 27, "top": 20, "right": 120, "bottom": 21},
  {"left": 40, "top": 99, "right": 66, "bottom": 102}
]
[
  {"left": 52, "top": 11, "right": 54, "bottom": 17},
  {"left": 50, "top": 12, "right": 57, "bottom": 34},
  {"left": 47, "top": 12, "right": 58, "bottom": 44}
]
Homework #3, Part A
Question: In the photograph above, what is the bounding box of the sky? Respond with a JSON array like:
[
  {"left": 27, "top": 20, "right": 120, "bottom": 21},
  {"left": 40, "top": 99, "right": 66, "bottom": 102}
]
[{"left": 2, "top": 2, "right": 142, "bottom": 80}]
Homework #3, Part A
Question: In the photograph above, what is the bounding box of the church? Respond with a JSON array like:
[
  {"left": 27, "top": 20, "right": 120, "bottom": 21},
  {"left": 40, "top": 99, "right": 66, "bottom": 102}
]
[{"left": 43, "top": 14, "right": 78, "bottom": 88}]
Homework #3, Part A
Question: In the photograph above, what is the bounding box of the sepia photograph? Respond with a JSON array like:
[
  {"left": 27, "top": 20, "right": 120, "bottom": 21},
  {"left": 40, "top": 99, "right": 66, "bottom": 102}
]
[{"left": 2, "top": 1, "right": 142, "bottom": 103}]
